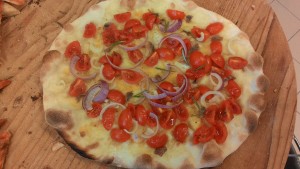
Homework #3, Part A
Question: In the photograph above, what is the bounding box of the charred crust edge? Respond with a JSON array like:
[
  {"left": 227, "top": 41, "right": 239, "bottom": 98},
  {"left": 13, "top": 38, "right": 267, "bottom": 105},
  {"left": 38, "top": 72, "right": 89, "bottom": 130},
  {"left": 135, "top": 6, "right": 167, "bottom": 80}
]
[
  {"left": 134, "top": 154, "right": 153, "bottom": 169},
  {"left": 45, "top": 109, "right": 74, "bottom": 130},
  {"left": 201, "top": 141, "right": 224, "bottom": 165},
  {"left": 256, "top": 75, "right": 270, "bottom": 93},
  {"left": 245, "top": 111, "right": 258, "bottom": 133},
  {"left": 56, "top": 130, "right": 96, "bottom": 160},
  {"left": 248, "top": 93, "right": 266, "bottom": 113}
]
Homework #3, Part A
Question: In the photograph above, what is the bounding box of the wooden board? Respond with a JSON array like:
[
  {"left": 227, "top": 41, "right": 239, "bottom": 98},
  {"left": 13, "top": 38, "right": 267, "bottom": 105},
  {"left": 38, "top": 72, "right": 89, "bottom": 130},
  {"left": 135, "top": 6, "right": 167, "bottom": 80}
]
[{"left": 0, "top": 0, "right": 297, "bottom": 169}]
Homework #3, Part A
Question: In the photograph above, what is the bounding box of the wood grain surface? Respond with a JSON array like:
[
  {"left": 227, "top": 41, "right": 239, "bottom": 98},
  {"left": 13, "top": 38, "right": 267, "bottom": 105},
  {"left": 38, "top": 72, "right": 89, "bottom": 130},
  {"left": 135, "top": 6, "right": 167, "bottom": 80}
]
[{"left": 0, "top": 0, "right": 297, "bottom": 169}]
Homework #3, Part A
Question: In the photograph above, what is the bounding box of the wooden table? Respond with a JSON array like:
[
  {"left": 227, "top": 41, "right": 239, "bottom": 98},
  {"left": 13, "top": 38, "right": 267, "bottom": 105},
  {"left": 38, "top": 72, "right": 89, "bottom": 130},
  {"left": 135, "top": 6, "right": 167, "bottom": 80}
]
[{"left": 0, "top": 0, "right": 297, "bottom": 168}]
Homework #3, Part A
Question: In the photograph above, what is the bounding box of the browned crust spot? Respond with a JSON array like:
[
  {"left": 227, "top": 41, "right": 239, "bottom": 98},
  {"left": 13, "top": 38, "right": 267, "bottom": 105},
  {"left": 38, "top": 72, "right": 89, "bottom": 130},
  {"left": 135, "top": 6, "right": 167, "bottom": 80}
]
[
  {"left": 201, "top": 141, "right": 223, "bottom": 165},
  {"left": 155, "top": 163, "right": 168, "bottom": 169},
  {"left": 63, "top": 23, "right": 74, "bottom": 32},
  {"left": 245, "top": 111, "right": 258, "bottom": 133},
  {"left": 256, "top": 74, "right": 270, "bottom": 93},
  {"left": 86, "top": 142, "right": 99, "bottom": 150},
  {"left": 248, "top": 93, "right": 266, "bottom": 112},
  {"left": 134, "top": 154, "right": 153, "bottom": 169},
  {"left": 101, "top": 156, "right": 114, "bottom": 165},
  {"left": 45, "top": 109, "right": 74, "bottom": 130},
  {"left": 40, "top": 50, "right": 62, "bottom": 81},
  {"left": 180, "top": 160, "right": 195, "bottom": 169},
  {"left": 127, "top": 0, "right": 137, "bottom": 10},
  {"left": 247, "top": 52, "right": 264, "bottom": 71},
  {"left": 57, "top": 130, "right": 97, "bottom": 160}
]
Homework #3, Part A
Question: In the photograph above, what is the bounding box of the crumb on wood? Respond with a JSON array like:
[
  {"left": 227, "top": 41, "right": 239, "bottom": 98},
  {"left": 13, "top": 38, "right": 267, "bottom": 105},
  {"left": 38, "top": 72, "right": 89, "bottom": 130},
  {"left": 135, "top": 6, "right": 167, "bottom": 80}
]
[
  {"left": 13, "top": 96, "right": 23, "bottom": 108},
  {"left": 27, "top": 131, "right": 32, "bottom": 135},
  {"left": 52, "top": 142, "right": 64, "bottom": 152},
  {"left": 273, "top": 89, "right": 278, "bottom": 93},
  {"left": 251, "top": 5, "right": 256, "bottom": 10}
]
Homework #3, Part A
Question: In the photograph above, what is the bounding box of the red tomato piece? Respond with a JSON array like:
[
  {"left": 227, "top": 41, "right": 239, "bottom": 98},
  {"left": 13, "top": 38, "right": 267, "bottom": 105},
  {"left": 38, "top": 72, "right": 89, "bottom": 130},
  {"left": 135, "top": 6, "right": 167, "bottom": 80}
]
[
  {"left": 132, "top": 25, "right": 148, "bottom": 38},
  {"left": 210, "top": 54, "right": 225, "bottom": 68},
  {"left": 176, "top": 74, "right": 185, "bottom": 87},
  {"left": 83, "top": 22, "right": 97, "bottom": 38},
  {"left": 183, "top": 87, "right": 196, "bottom": 104},
  {"left": 135, "top": 105, "right": 149, "bottom": 126},
  {"left": 206, "top": 22, "right": 224, "bottom": 35},
  {"left": 194, "top": 85, "right": 212, "bottom": 101},
  {"left": 107, "top": 89, "right": 126, "bottom": 104},
  {"left": 111, "top": 52, "right": 123, "bottom": 66},
  {"left": 204, "top": 105, "right": 218, "bottom": 125},
  {"left": 68, "top": 78, "right": 86, "bottom": 97},
  {"left": 173, "top": 104, "right": 189, "bottom": 122},
  {"left": 75, "top": 54, "right": 91, "bottom": 72},
  {"left": 183, "top": 38, "right": 192, "bottom": 51},
  {"left": 228, "top": 57, "right": 248, "bottom": 69},
  {"left": 118, "top": 108, "right": 133, "bottom": 131},
  {"left": 214, "top": 122, "right": 228, "bottom": 144},
  {"left": 124, "top": 19, "right": 141, "bottom": 30},
  {"left": 142, "top": 12, "right": 160, "bottom": 24},
  {"left": 64, "top": 41, "right": 81, "bottom": 58},
  {"left": 191, "top": 26, "right": 210, "bottom": 42},
  {"left": 159, "top": 81, "right": 176, "bottom": 92},
  {"left": 102, "top": 107, "right": 116, "bottom": 130},
  {"left": 145, "top": 14, "right": 157, "bottom": 30},
  {"left": 146, "top": 134, "right": 168, "bottom": 148},
  {"left": 159, "top": 110, "right": 177, "bottom": 129},
  {"left": 102, "top": 63, "right": 116, "bottom": 80},
  {"left": 144, "top": 52, "right": 159, "bottom": 67},
  {"left": 157, "top": 48, "right": 175, "bottom": 61},
  {"left": 225, "top": 80, "right": 241, "bottom": 99},
  {"left": 114, "top": 12, "right": 131, "bottom": 23},
  {"left": 166, "top": 9, "right": 185, "bottom": 20},
  {"left": 193, "top": 125, "right": 216, "bottom": 144},
  {"left": 228, "top": 98, "right": 242, "bottom": 115},
  {"left": 217, "top": 100, "right": 234, "bottom": 122},
  {"left": 189, "top": 51, "right": 207, "bottom": 69},
  {"left": 110, "top": 128, "right": 131, "bottom": 142},
  {"left": 102, "top": 23, "right": 119, "bottom": 46},
  {"left": 87, "top": 102, "right": 102, "bottom": 118},
  {"left": 128, "top": 49, "right": 143, "bottom": 64},
  {"left": 118, "top": 30, "right": 135, "bottom": 44},
  {"left": 173, "top": 123, "right": 189, "bottom": 143},
  {"left": 121, "top": 70, "right": 144, "bottom": 84},
  {"left": 210, "top": 41, "right": 222, "bottom": 54},
  {"left": 162, "top": 38, "right": 180, "bottom": 49}
]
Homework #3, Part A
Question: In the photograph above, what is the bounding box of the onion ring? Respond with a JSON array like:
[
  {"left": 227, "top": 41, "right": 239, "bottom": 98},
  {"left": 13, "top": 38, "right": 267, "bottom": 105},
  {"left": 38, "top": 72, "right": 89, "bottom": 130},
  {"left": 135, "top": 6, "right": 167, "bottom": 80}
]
[
  {"left": 200, "top": 91, "right": 226, "bottom": 107},
  {"left": 82, "top": 81, "right": 109, "bottom": 111},
  {"left": 159, "top": 34, "right": 188, "bottom": 57},
  {"left": 119, "top": 34, "right": 148, "bottom": 51},
  {"left": 99, "top": 102, "right": 126, "bottom": 120},
  {"left": 210, "top": 73, "right": 223, "bottom": 91},
  {"left": 158, "top": 20, "right": 182, "bottom": 33}
]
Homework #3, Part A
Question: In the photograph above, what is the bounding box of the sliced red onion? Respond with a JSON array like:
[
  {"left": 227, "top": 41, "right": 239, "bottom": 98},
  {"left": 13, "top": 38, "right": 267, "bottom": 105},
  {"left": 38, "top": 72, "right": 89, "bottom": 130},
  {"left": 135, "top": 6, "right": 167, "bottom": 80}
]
[
  {"left": 70, "top": 56, "right": 97, "bottom": 80},
  {"left": 119, "top": 34, "right": 148, "bottom": 51},
  {"left": 196, "top": 32, "right": 205, "bottom": 42},
  {"left": 143, "top": 91, "right": 167, "bottom": 100},
  {"left": 82, "top": 81, "right": 109, "bottom": 111},
  {"left": 159, "top": 20, "right": 182, "bottom": 33},
  {"left": 151, "top": 64, "right": 171, "bottom": 83},
  {"left": 105, "top": 53, "right": 144, "bottom": 70},
  {"left": 200, "top": 91, "right": 226, "bottom": 107},
  {"left": 141, "top": 112, "right": 159, "bottom": 139},
  {"left": 148, "top": 99, "right": 183, "bottom": 109},
  {"left": 124, "top": 120, "right": 138, "bottom": 134},
  {"left": 171, "top": 75, "right": 188, "bottom": 102},
  {"left": 159, "top": 34, "right": 188, "bottom": 57},
  {"left": 210, "top": 73, "right": 223, "bottom": 91},
  {"left": 93, "top": 81, "right": 109, "bottom": 102},
  {"left": 99, "top": 102, "right": 126, "bottom": 120}
]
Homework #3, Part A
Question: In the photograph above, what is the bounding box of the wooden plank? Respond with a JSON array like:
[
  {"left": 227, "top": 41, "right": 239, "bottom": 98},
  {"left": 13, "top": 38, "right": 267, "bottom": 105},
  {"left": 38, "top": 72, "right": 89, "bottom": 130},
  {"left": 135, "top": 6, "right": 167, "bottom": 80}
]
[{"left": 0, "top": 0, "right": 296, "bottom": 169}]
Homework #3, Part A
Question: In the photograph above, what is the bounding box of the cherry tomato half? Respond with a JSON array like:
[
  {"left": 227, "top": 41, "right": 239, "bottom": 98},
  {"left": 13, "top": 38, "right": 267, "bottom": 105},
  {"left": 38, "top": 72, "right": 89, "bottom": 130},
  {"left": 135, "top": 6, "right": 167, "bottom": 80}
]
[
  {"left": 64, "top": 41, "right": 81, "bottom": 58},
  {"left": 110, "top": 128, "right": 131, "bottom": 142},
  {"left": 114, "top": 12, "right": 131, "bottom": 23},
  {"left": 173, "top": 123, "right": 189, "bottom": 143},
  {"left": 135, "top": 105, "right": 149, "bottom": 126},
  {"left": 173, "top": 104, "right": 189, "bottom": 122},
  {"left": 166, "top": 9, "right": 186, "bottom": 20},
  {"left": 102, "top": 63, "right": 116, "bottom": 80},
  {"left": 210, "top": 41, "right": 222, "bottom": 54},
  {"left": 121, "top": 70, "right": 144, "bottom": 84},
  {"left": 146, "top": 134, "right": 168, "bottom": 148},
  {"left": 159, "top": 110, "right": 177, "bottom": 129},
  {"left": 189, "top": 51, "right": 206, "bottom": 69},
  {"left": 128, "top": 49, "right": 143, "bottom": 64},
  {"left": 144, "top": 52, "right": 159, "bottom": 67},
  {"left": 118, "top": 108, "right": 133, "bottom": 131},
  {"left": 124, "top": 19, "right": 141, "bottom": 30},
  {"left": 87, "top": 102, "right": 102, "bottom": 118},
  {"left": 228, "top": 57, "right": 248, "bottom": 69},
  {"left": 193, "top": 125, "right": 216, "bottom": 144},
  {"left": 191, "top": 26, "right": 210, "bottom": 42},
  {"left": 210, "top": 54, "right": 225, "bottom": 69},
  {"left": 83, "top": 22, "right": 97, "bottom": 38},
  {"left": 102, "top": 107, "right": 116, "bottom": 130},
  {"left": 214, "top": 122, "right": 228, "bottom": 144},
  {"left": 206, "top": 22, "right": 224, "bottom": 35},
  {"left": 157, "top": 48, "right": 175, "bottom": 61},
  {"left": 204, "top": 105, "right": 218, "bottom": 125},
  {"left": 107, "top": 89, "right": 126, "bottom": 104},
  {"left": 225, "top": 80, "right": 241, "bottom": 99},
  {"left": 68, "top": 78, "right": 86, "bottom": 97},
  {"left": 75, "top": 54, "right": 91, "bottom": 72}
]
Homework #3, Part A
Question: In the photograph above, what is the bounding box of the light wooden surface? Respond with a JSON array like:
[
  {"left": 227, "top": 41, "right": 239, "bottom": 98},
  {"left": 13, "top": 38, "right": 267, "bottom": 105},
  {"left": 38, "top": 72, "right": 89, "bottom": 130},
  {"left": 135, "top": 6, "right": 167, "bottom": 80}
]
[{"left": 0, "top": 0, "right": 297, "bottom": 169}]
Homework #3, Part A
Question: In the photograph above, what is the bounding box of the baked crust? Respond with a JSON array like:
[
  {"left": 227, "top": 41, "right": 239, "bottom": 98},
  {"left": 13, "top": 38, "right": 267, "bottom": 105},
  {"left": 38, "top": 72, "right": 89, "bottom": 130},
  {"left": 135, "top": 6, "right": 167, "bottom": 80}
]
[
  {"left": 45, "top": 109, "right": 73, "bottom": 130},
  {"left": 201, "top": 141, "right": 223, "bottom": 167},
  {"left": 245, "top": 111, "right": 258, "bottom": 133},
  {"left": 248, "top": 94, "right": 267, "bottom": 112}
]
